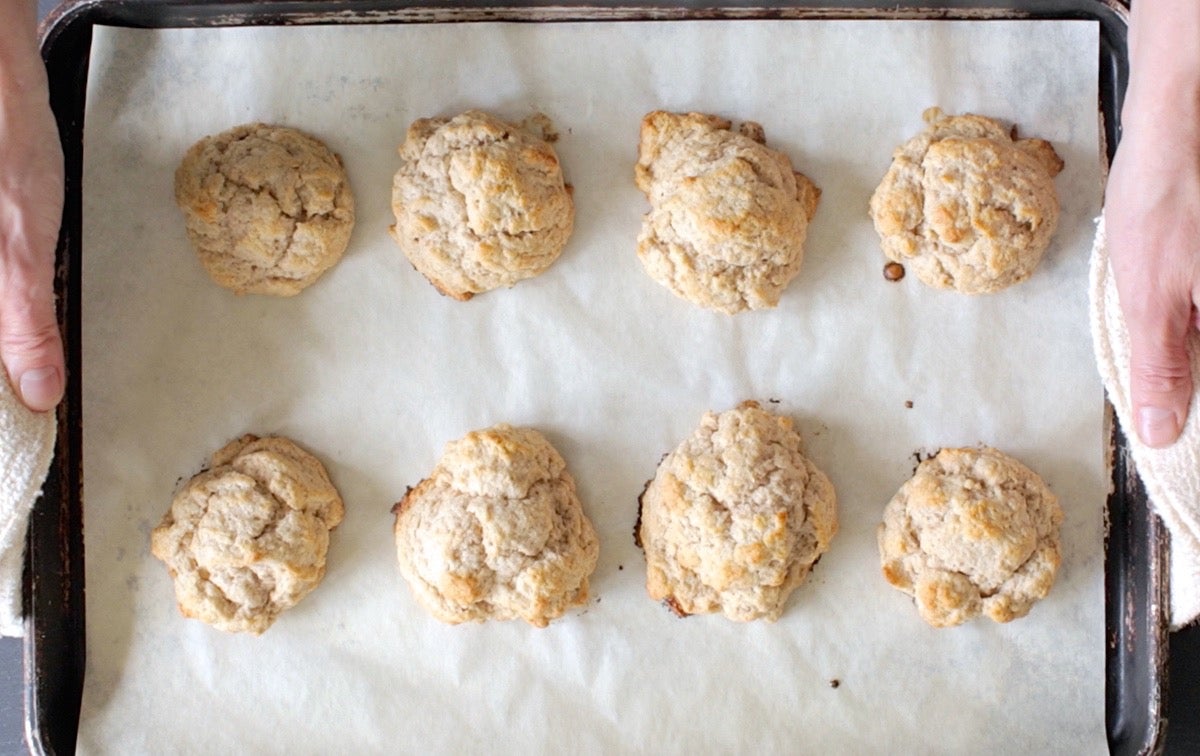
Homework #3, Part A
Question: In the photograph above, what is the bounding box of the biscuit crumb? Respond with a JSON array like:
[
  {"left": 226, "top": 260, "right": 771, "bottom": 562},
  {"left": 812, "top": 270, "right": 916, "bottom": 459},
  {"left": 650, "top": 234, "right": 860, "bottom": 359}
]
[
  {"left": 829, "top": 679, "right": 841, "bottom": 689},
  {"left": 905, "top": 400, "right": 914, "bottom": 409},
  {"left": 884, "top": 262, "right": 906, "bottom": 281}
]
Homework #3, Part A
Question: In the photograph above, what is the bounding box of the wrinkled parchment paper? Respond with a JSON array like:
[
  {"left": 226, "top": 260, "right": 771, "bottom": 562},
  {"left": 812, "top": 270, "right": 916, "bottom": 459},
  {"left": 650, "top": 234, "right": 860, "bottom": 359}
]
[{"left": 79, "top": 20, "right": 1104, "bottom": 753}]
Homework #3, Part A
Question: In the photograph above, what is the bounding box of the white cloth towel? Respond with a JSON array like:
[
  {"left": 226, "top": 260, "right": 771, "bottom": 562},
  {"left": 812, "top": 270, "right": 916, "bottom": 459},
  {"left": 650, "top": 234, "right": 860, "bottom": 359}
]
[
  {"left": 1090, "top": 217, "right": 1200, "bottom": 628},
  {"left": 0, "top": 374, "right": 56, "bottom": 637}
]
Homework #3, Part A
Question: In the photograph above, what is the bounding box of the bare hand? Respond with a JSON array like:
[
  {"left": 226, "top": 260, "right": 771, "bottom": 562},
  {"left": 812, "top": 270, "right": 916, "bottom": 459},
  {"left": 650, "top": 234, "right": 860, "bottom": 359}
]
[
  {"left": 0, "top": 59, "right": 64, "bottom": 412},
  {"left": 1105, "top": 115, "right": 1200, "bottom": 448}
]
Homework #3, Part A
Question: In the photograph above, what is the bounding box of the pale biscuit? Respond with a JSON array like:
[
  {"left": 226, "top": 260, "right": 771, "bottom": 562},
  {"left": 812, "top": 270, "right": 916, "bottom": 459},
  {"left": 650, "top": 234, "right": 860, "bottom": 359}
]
[
  {"left": 150, "top": 435, "right": 345, "bottom": 635},
  {"left": 635, "top": 111, "right": 820, "bottom": 314},
  {"left": 877, "top": 446, "right": 1063, "bottom": 627},
  {"left": 637, "top": 401, "right": 837, "bottom": 621},
  {"left": 174, "top": 123, "right": 356, "bottom": 296},
  {"left": 393, "top": 425, "right": 598, "bottom": 627},
  {"left": 389, "top": 110, "right": 574, "bottom": 300},
  {"left": 869, "top": 107, "right": 1064, "bottom": 294}
]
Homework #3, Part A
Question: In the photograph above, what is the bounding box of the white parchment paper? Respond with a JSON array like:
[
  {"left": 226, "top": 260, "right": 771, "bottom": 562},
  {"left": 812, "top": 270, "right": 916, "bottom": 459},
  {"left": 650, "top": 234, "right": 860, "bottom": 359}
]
[{"left": 79, "top": 20, "right": 1104, "bottom": 753}]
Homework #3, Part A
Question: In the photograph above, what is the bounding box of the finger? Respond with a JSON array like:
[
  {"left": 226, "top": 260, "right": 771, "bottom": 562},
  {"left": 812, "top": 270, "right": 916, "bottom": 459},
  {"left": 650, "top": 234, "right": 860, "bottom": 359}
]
[
  {"left": 0, "top": 272, "right": 64, "bottom": 413},
  {"left": 1126, "top": 297, "right": 1193, "bottom": 448}
]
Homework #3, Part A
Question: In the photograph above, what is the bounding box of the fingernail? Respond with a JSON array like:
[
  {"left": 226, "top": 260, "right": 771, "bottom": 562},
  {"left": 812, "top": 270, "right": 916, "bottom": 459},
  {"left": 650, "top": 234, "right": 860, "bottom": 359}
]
[
  {"left": 18, "top": 367, "right": 63, "bottom": 412},
  {"left": 1138, "top": 406, "right": 1180, "bottom": 448}
]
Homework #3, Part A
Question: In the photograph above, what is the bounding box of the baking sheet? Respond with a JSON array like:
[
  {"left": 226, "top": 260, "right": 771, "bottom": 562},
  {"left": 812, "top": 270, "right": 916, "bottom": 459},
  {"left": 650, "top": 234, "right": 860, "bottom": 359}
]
[{"left": 78, "top": 20, "right": 1104, "bottom": 752}]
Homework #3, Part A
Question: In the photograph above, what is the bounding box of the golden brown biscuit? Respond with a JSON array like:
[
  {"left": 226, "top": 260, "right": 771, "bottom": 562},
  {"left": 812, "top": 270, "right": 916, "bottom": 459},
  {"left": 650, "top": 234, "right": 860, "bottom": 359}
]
[
  {"left": 174, "top": 123, "right": 355, "bottom": 296},
  {"left": 635, "top": 111, "right": 820, "bottom": 314},
  {"left": 877, "top": 446, "right": 1063, "bottom": 627},
  {"left": 637, "top": 401, "right": 837, "bottom": 621},
  {"left": 869, "top": 108, "right": 1063, "bottom": 294},
  {"left": 393, "top": 425, "right": 598, "bottom": 627},
  {"left": 389, "top": 111, "right": 574, "bottom": 300},
  {"left": 150, "top": 435, "right": 345, "bottom": 634}
]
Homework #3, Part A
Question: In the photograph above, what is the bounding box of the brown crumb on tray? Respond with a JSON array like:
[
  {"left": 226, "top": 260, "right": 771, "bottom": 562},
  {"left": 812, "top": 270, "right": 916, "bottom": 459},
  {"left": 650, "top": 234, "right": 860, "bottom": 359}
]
[
  {"left": 905, "top": 400, "right": 914, "bottom": 409},
  {"left": 830, "top": 679, "right": 841, "bottom": 689},
  {"left": 884, "top": 262, "right": 906, "bottom": 281}
]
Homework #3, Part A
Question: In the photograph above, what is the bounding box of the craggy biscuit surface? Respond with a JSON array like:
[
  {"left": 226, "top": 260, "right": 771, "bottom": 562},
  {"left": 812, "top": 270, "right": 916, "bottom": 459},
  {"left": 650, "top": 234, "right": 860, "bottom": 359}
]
[
  {"left": 150, "top": 435, "right": 345, "bottom": 635},
  {"left": 869, "top": 107, "right": 1063, "bottom": 294},
  {"left": 174, "top": 123, "right": 355, "bottom": 296},
  {"left": 393, "top": 425, "right": 598, "bottom": 627},
  {"left": 877, "top": 446, "right": 1063, "bottom": 627},
  {"left": 638, "top": 401, "right": 837, "bottom": 621},
  {"left": 635, "top": 111, "right": 821, "bottom": 314},
  {"left": 390, "top": 110, "right": 574, "bottom": 300}
]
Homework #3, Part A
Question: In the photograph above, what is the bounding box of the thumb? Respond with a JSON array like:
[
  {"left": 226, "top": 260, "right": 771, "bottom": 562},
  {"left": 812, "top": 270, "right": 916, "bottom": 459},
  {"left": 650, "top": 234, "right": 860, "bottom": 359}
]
[
  {"left": 0, "top": 274, "right": 64, "bottom": 413},
  {"left": 1125, "top": 296, "right": 1194, "bottom": 448}
]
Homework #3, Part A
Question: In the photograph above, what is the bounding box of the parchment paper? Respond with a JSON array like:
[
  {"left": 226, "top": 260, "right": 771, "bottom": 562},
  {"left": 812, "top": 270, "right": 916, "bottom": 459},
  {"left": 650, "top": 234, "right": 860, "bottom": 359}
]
[{"left": 79, "top": 20, "right": 1105, "bottom": 753}]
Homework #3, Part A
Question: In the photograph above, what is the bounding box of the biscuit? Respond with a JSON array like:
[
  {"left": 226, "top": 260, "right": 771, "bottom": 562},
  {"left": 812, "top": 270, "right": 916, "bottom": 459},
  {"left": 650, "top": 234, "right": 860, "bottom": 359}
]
[
  {"left": 174, "top": 123, "right": 356, "bottom": 296},
  {"left": 150, "top": 434, "right": 345, "bottom": 635},
  {"left": 877, "top": 446, "right": 1063, "bottom": 627},
  {"left": 389, "top": 110, "right": 574, "bottom": 300},
  {"left": 393, "top": 425, "right": 598, "bottom": 627},
  {"left": 635, "top": 111, "right": 820, "bottom": 314},
  {"left": 869, "top": 107, "right": 1063, "bottom": 294},
  {"left": 637, "top": 401, "right": 837, "bottom": 621}
]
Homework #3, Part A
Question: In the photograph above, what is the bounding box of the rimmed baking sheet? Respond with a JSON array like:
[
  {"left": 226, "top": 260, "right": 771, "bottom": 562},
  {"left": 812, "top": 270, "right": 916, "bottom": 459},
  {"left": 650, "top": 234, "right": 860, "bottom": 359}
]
[{"left": 35, "top": 3, "right": 1153, "bottom": 754}]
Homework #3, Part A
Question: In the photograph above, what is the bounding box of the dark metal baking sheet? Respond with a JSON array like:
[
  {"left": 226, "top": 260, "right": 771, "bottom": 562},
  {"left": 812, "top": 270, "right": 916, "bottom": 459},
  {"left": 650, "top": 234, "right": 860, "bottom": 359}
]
[{"left": 33, "top": 1, "right": 1143, "bottom": 753}]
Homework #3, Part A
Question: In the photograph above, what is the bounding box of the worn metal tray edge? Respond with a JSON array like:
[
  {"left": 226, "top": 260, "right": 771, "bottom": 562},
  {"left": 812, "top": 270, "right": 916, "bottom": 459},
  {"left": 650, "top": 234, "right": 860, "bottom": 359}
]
[
  {"left": 32, "top": 1, "right": 1143, "bottom": 754},
  {"left": 1107, "top": 418, "right": 1171, "bottom": 756}
]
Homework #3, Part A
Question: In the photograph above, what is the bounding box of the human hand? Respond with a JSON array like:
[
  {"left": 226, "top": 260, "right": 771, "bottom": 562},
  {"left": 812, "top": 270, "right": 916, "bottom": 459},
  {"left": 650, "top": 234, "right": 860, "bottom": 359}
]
[
  {"left": 1105, "top": 109, "right": 1200, "bottom": 448},
  {"left": 0, "top": 51, "right": 64, "bottom": 413}
]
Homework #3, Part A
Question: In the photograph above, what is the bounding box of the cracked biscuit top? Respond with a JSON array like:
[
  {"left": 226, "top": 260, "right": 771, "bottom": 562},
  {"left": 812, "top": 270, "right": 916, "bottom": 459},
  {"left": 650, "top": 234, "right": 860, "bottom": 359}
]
[
  {"left": 393, "top": 425, "right": 599, "bottom": 627},
  {"left": 877, "top": 446, "right": 1063, "bottom": 627},
  {"left": 150, "top": 434, "right": 345, "bottom": 635},
  {"left": 868, "top": 107, "right": 1063, "bottom": 294},
  {"left": 635, "top": 111, "right": 820, "bottom": 314},
  {"left": 389, "top": 110, "right": 574, "bottom": 301},
  {"left": 174, "top": 123, "right": 356, "bottom": 296},
  {"left": 637, "top": 401, "right": 837, "bottom": 621}
]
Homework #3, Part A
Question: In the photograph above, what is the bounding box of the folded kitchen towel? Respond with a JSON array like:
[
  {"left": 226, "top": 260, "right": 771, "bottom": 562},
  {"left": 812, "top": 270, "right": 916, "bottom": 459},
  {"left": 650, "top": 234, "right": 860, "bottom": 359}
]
[
  {"left": 0, "top": 372, "right": 56, "bottom": 637},
  {"left": 1090, "top": 217, "right": 1200, "bottom": 629}
]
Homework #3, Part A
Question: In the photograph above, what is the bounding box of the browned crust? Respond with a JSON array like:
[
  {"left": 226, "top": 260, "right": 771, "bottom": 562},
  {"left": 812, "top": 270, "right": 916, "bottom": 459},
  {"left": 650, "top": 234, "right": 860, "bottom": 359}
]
[
  {"left": 663, "top": 596, "right": 690, "bottom": 618},
  {"left": 421, "top": 268, "right": 474, "bottom": 302},
  {"left": 392, "top": 479, "right": 430, "bottom": 519},
  {"left": 633, "top": 477, "right": 653, "bottom": 549}
]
